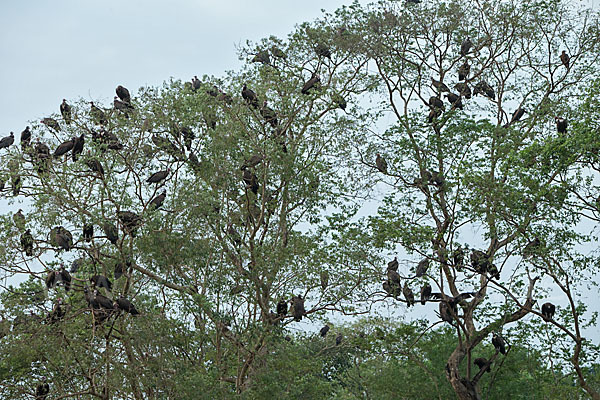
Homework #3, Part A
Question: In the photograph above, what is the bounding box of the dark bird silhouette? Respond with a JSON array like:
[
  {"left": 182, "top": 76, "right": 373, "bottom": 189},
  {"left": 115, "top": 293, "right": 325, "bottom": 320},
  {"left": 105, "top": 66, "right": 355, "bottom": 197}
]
[
  {"left": 555, "top": 117, "right": 567, "bottom": 134},
  {"left": 72, "top": 134, "right": 85, "bottom": 161},
  {"left": 90, "top": 274, "right": 112, "bottom": 291},
  {"left": 388, "top": 257, "right": 399, "bottom": 271},
  {"left": 94, "top": 290, "right": 114, "bottom": 310},
  {"left": 243, "top": 169, "right": 259, "bottom": 194},
  {"left": 103, "top": 222, "right": 119, "bottom": 244},
  {"left": 460, "top": 37, "right": 472, "bottom": 56},
  {"left": 429, "top": 96, "right": 444, "bottom": 110},
  {"left": 241, "top": 84, "right": 259, "bottom": 108},
  {"left": 114, "top": 96, "right": 134, "bottom": 116},
  {"left": 115, "top": 296, "right": 139, "bottom": 315},
  {"left": 86, "top": 158, "right": 105, "bottom": 177},
  {"left": 35, "top": 380, "right": 49, "bottom": 400},
  {"left": 420, "top": 283, "right": 432, "bottom": 305},
  {"left": 403, "top": 283, "right": 415, "bottom": 307},
  {"left": 13, "top": 209, "right": 25, "bottom": 230},
  {"left": 439, "top": 300, "right": 457, "bottom": 324},
  {"left": 541, "top": 302, "right": 555, "bottom": 322},
  {"left": 291, "top": 295, "right": 305, "bottom": 321},
  {"left": 458, "top": 61, "right": 470, "bottom": 81},
  {"left": 445, "top": 93, "right": 463, "bottom": 109},
  {"left": 89, "top": 102, "right": 107, "bottom": 125},
  {"left": 335, "top": 333, "right": 343, "bottom": 345},
  {"left": 375, "top": 153, "right": 388, "bottom": 173},
  {"left": 315, "top": 43, "right": 331, "bottom": 58},
  {"left": 474, "top": 357, "right": 491, "bottom": 373},
  {"left": 50, "top": 226, "right": 73, "bottom": 251},
  {"left": 240, "top": 154, "right": 263, "bottom": 170},
  {"left": 59, "top": 266, "right": 71, "bottom": 291},
  {"left": 70, "top": 258, "right": 84, "bottom": 273},
  {"left": 54, "top": 138, "right": 75, "bottom": 158},
  {"left": 454, "top": 82, "right": 472, "bottom": 99},
  {"left": 415, "top": 258, "right": 429, "bottom": 277},
  {"left": 20, "top": 229, "right": 34, "bottom": 256},
  {"left": 252, "top": 50, "right": 271, "bottom": 65},
  {"left": 276, "top": 299, "right": 288, "bottom": 318},
  {"left": 523, "top": 237, "right": 541, "bottom": 258},
  {"left": 11, "top": 174, "right": 21, "bottom": 196},
  {"left": 117, "top": 211, "right": 141, "bottom": 236},
  {"left": 60, "top": 99, "right": 72, "bottom": 124},
  {"left": 431, "top": 78, "right": 449, "bottom": 92},
  {"left": 41, "top": 118, "right": 60, "bottom": 132},
  {"left": 474, "top": 81, "right": 495, "bottom": 100},
  {"left": 147, "top": 169, "right": 169, "bottom": 184},
  {"left": 46, "top": 297, "right": 65, "bottom": 323},
  {"left": 116, "top": 85, "right": 131, "bottom": 103},
  {"left": 181, "top": 126, "right": 195, "bottom": 151},
  {"left": 320, "top": 270, "right": 329, "bottom": 291},
  {"left": 0, "top": 132, "right": 14, "bottom": 149},
  {"left": 149, "top": 191, "right": 167, "bottom": 209},
  {"left": 560, "top": 50, "right": 570, "bottom": 69},
  {"left": 301, "top": 74, "right": 321, "bottom": 94},
  {"left": 492, "top": 332, "right": 506, "bottom": 355},
  {"left": 271, "top": 46, "right": 285, "bottom": 58},
  {"left": 428, "top": 108, "right": 442, "bottom": 123},
  {"left": 320, "top": 325, "right": 330, "bottom": 337},
  {"left": 332, "top": 93, "right": 347, "bottom": 110},
  {"left": 387, "top": 268, "right": 401, "bottom": 287},
  {"left": 20, "top": 126, "right": 31, "bottom": 149},
  {"left": 114, "top": 262, "right": 125, "bottom": 280},
  {"left": 45, "top": 266, "right": 71, "bottom": 291},
  {"left": 191, "top": 76, "right": 201, "bottom": 91},
  {"left": 505, "top": 107, "right": 525, "bottom": 127}
]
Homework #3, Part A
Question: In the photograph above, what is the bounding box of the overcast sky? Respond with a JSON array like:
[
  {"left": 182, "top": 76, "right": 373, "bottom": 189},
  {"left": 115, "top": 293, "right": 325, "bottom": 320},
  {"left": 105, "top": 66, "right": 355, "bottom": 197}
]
[{"left": 0, "top": 0, "right": 365, "bottom": 134}]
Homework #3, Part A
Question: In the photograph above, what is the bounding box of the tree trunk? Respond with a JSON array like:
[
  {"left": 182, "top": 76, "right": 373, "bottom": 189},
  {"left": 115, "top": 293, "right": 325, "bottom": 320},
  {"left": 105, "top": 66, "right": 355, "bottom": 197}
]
[{"left": 446, "top": 348, "right": 481, "bottom": 400}]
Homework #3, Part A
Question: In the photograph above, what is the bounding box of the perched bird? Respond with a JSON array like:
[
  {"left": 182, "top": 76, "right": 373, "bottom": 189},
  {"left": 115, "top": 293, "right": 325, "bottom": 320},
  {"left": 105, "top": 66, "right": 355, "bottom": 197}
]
[
  {"left": 11, "top": 174, "right": 21, "bottom": 196},
  {"left": 115, "top": 296, "right": 139, "bottom": 315},
  {"left": 103, "top": 222, "right": 119, "bottom": 244},
  {"left": 60, "top": 99, "right": 72, "bottom": 124},
  {"left": 116, "top": 85, "right": 131, "bottom": 103},
  {"left": 555, "top": 117, "right": 567, "bottom": 134},
  {"left": 89, "top": 102, "right": 107, "bottom": 125},
  {"left": 454, "top": 82, "right": 472, "bottom": 99},
  {"left": 50, "top": 226, "right": 73, "bottom": 251},
  {"left": 20, "top": 126, "right": 31, "bottom": 149},
  {"left": 147, "top": 169, "right": 169, "bottom": 184},
  {"left": 191, "top": 76, "right": 201, "bottom": 91},
  {"left": 474, "top": 357, "right": 491, "bottom": 373},
  {"left": 20, "top": 229, "right": 34, "bottom": 256},
  {"left": 492, "top": 332, "right": 506, "bottom": 355},
  {"left": 523, "top": 237, "right": 541, "bottom": 258},
  {"left": 420, "top": 283, "right": 432, "bottom": 305},
  {"left": 375, "top": 153, "right": 388, "bottom": 174},
  {"left": 241, "top": 84, "right": 259, "bottom": 108},
  {"left": 387, "top": 268, "right": 401, "bottom": 287},
  {"left": 41, "top": 118, "right": 60, "bottom": 132},
  {"left": 242, "top": 169, "right": 259, "bottom": 194},
  {"left": 415, "top": 258, "right": 429, "bottom": 277},
  {"left": 387, "top": 257, "right": 399, "bottom": 271},
  {"left": 320, "top": 270, "right": 329, "bottom": 291},
  {"left": 46, "top": 298, "right": 65, "bottom": 323},
  {"left": 541, "top": 302, "right": 556, "bottom": 322},
  {"left": 445, "top": 93, "right": 463, "bottom": 110},
  {"left": 117, "top": 211, "right": 142, "bottom": 236},
  {"left": 290, "top": 295, "right": 306, "bottom": 321},
  {"left": 35, "top": 380, "right": 50, "bottom": 400},
  {"left": 335, "top": 333, "right": 343, "bottom": 346},
  {"left": 560, "top": 50, "right": 570, "bottom": 69},
  {"left": 94, "top": 290, "right": 114, "bottom": 310},
  {"left": 70, "top": 258, "right": 84, "bottom": 273},
  {"left": 45, "top": 267, "right": 71, "bottom": 291},
  {"left": 474, "top": 81, "right": 495, "bottom": 100},
  {"left": 439, "top": 300, "right": 457, "bottom": 324},
  {"left": 90, "top": 275, "right": 112, "bottom": 291},
  {"left": 251, "top": 50, "right": 271, "bottom": 65},
  {"left": 54, "top": 138, "right": 75, "bottom": 158},
  {"left": 13, "top": 209, "right": 25, "bottom": 230},
  {"left": 331, "top": 93, "right": 347, "bottom": 110},
  {"left": 428, "top": 108, "right": 442, "bottom": 123},
  {"left": 72, "top": 134, "right": 85, "bottom": 161},
  {"left": 149, "top": 191, "right": 167, "bottom": 209},
  {"left": 181, "top": 126, "right": 195, "bottom": 151},
  {"left": 403, "top": 283, "right": 415, "bottom": 307},
  {"left": 86, "top": 159, "right": 104, "bottom": 177},
  {"left": 276, "top": 299, "right": 288, "bottom": 318},
  {"left": 301, "top": 74, "right": 321, "bottom": 94},
  {"left": 260, "top": 101, "right": 278, "bottom": 127},
  {"left": 461, "top": 37, "right": 472, "bottom": 56},
  {"left": 506, "top": 107, "right": 526, "bottom": 127},
  {"left": 271, "top": 46, "right": 285, "bottom": 59},
  {"left": 114, "top": 96, "right": 134, "bottom": 116},
  {"left": 315, "top": 42, "right": 331, "bottom": 58},
  {"left": 240, "top": 154, "right": 263, "bottom": 170},
  {"left": 320, "top": 325, "right": 330, "bottom": 337},
  {"left": 458, "top": 61, "right": 470, "bottom": 81},
  {"left": 0, "top": 132, "right": 14, "bottom": 149},
  {"left": 431, "top": 77, "right": 450, "bottom": 92},
  {"left": 429, "top": 96, "right": 444, "bottom": 110}
]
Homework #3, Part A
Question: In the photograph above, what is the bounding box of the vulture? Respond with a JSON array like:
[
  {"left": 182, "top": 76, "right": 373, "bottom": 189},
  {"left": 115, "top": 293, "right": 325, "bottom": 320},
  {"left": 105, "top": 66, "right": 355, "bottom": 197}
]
[
  {"left": 47, "top": 298, "right": 65, "bottom": 323},
  {"left": 86, "top": 158, "right": 104, "bottom": 177},
  {"left": 13, "top": 209, "right": 25, "bottom": 230},
  {"left": 35, "top": 380, "right": 50, "bottom": 400},
  {"left": 0, "top": 132, "right": 14, "bottom": 149},
  {"left": 439, "top": 300, "right": 457, "bottom": 324},
  {"left": 271, "top": 46, "right": 285, "bottom": 58},
  {"left": 72, "top": 134, "right": 85, "bottom": 161},
  {"left": 252, "top": 50, "right": 271, "bottom": 65},
  {"left": 11, "top": 174, "right": 21, "bottom": 196},
  {"left": 492, "top": 332, "right": 507, "bottom": 355},
  {"left": 560, "top": 50, "right": 570, "bottom": 69},
  {"left": 117, "top": 211, "right": 142, "bottom": 236},
  {"left": 290, "top": 295, "right": 305, "bottom": 321},
  {"left": 116, "top": 85, "right": 131, "bottom": 103},
  {"left": 20, "top": 229, "right": 34, "bottom": 256},
  {"left": 89, "top": 102, "right": 107, "bottom": 125},
  {"left": 54, "top": 138, "right": 75, "bottom": 158},
  {"left": 191, "top": 76, "right": 201, "bottom": 91},
  {"left": 113, "top": 262, "right": 125, "bottom": 280},
  {"left": 115, "top": 296, "right": 139, "bottom": 315},
  {"left": 20, "top": 126, "right": 31, "bottom": 148},
  {"left": 94, "top": 290, "right": 114, "bottom": 310},
  {"left": 420, "top": 283, "right": 432, "bottom": 305},
  {"left": 315, "top": 42, "right": 332, "bottom": 58},
  {"left": 70, "top": 258, "right": 84, "bottom": 273},
  {"left": 541, "top": 302, "right": 556, "bottom": 322},
  {"left": 147, "top": 169, "right": 169, "bottom": 184},
  {"left": 301, "top": 74, "right": 321, "bottom": 94},
  {"left": 474, "top": 357, "right": 491, "bottom": 373},
  {"left": 428, "top": 108, "right": 442, "bottom": 123},
  {"left": 454, "top": 82, "right": 472, "bottom": 99},
  {"left": 555, "top": 117, "right": 567, "bottom": 134},
  {"left": 83, "top": 286, "right": 98, "bottom": 308},
  {"left": 335, "top": 333, "right": 343, "bottom": 346},
  {"left": 90, "top": 274, "right": 112, "bottom": 291},
  {"left": 460, "top": 37, "right": 472, "bottom": 56},
  {"left": 45, "top": 267, "right": 71, "bottom": 291},
  {"left": 149, "top": 191, "right": 167, "bottom": 209},
  {"left": 452, "top": 247, "right": 465, "bottom": 269},
  {"left": 523, "top": 237, "right": 541, "bottom": 258},
  {"left": 386, "top": 268, "right": 401, "bottom": 287},
  {"left": 387, "top": 257, "right": 399, "bottom": 271},
  {"left": 103, "top": 222, "right": 119, "bottom": 244},
  {"left": 181, "top": 126, "right": 195, "bottom": 151},
  {"left": 114, "top": 96, "right": 134, "bottom": 116},
  {"left": 431, "top": 170, "right": 445, "bottom": 186},
  {"left": 50, "top": 226, "right": 73, "bottom": 251},
  {"left": 60, "top": 99, "right": 72, "bottom": 124},
  {"left": 445, "top": 93, "right": 463, "bottom": 110},
  {"left": 260, "top": 101, "right": 278, "bottom": 127},
  {"left": 320, "top": 324, "right": 330, "bottom": 337},
  {"left": 241, "top": 84, "right": 259, "bottom": 108},
  {"left": 474, "top": 81, "right": 495, "bottom": 100},
  {"left": 431, "top": 78, "right": 449, "bottom": 92},
  {"left": 403, "top": 283, "right": 415, "bottom": 307},
  {"left": 332, "top": 93, "right": 347, "bottom": 110},
  {"left": 471, "top": 249, "right": 491, "bottom": 273},
  {"left": 242, "top": 169, "right": 259, "bottom": 194},
  {"left": 506, "top": 107, "right": 526, "bottom": 126},
  {"left": 41, "top": 118, "right": 60, "bottom": 132},
  {"left": 458, "top": 61, "right": 470, "bottom": 81},
  {"left": 240, "top": 154, "right": 263, "bottom": 170},
  {"left": 415, "top": 258, "right": 429, "bottom": 277},
  {"left": 276, "top": 299, "right": 288, "bottom": 318},
  {"left": 320, "top": 270, "right": 329, "bottom": 291},
  {"left": 429, "top": 96, "right": 444, "bottom": 110},
  {"left": 375, "top": 153, "right": 388, "bottom": 174}
]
